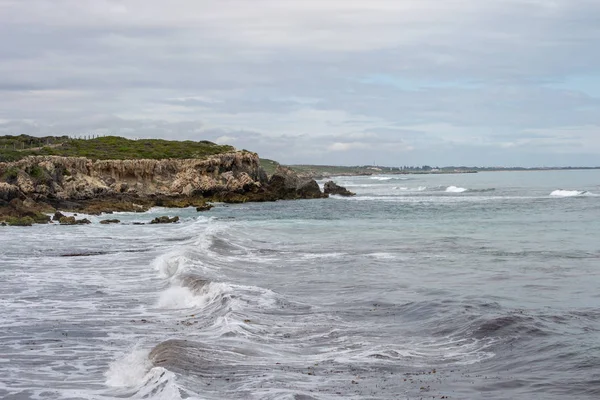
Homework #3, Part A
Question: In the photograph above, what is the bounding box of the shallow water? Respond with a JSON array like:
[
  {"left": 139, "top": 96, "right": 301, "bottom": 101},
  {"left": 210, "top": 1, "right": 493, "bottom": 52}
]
[{"left": 1, "top": 170, "right": 599, "bottom": 399}]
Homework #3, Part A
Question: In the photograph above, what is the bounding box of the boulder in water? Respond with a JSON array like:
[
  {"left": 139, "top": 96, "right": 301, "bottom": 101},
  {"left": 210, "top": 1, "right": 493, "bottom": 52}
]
[
  {"left": 150, "top": 216, "right": 180, "bottom": 224},
  {"left": 323, "top": 181, "right": 355, "bottom": 196},
  {"left": 100, "top": 219, "right": 121, "bottom": 224},
  {"left": 59, "top": 216, "right": 77, "bottom": 225}
]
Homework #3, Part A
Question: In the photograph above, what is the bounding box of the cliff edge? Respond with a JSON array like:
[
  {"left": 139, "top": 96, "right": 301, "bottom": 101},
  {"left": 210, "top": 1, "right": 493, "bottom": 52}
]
[{"left": 0, "top": 152, "right": 327, "bottom": 225}]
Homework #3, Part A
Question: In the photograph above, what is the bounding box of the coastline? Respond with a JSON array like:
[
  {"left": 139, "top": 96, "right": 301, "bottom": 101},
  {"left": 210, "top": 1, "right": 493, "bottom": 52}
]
[{"left": 0, "top": 153, "right": 327, "bottom": 226}]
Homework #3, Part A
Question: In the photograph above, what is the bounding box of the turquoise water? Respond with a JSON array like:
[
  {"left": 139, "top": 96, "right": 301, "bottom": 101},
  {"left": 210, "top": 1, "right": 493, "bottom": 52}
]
[{"left": 1, "top": 170, "right": 599, "bottom": 399}]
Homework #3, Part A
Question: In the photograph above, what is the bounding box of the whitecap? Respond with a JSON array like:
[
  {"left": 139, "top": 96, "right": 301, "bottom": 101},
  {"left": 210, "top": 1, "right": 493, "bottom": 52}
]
[
  {"left": 446, "top": 186, "right": 467, "bottom": 193},
  {"left": 550, "top": 189, "right": 587, "bottom": 197}
]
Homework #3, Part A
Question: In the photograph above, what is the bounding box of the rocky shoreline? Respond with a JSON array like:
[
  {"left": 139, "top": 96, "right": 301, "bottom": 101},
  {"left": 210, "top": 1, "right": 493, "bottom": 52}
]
[{"left": 0, "top": 152, "right": 328, "bottom": 226}]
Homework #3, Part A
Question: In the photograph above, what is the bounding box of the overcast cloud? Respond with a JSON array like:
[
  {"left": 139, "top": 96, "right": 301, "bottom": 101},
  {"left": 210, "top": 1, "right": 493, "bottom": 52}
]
[{"left": 1, "top": 0, "right": 599, "bottom": 166}]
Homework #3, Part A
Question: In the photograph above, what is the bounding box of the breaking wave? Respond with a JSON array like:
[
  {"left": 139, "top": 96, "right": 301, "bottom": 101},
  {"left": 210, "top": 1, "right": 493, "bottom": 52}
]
[{"left": 550, "top": 190, "right": 590, "bottom": 197}]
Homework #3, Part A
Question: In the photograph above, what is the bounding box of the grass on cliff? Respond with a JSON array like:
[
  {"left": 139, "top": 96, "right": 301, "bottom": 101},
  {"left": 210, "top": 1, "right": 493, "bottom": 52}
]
[{"left": 0, "top": 135, "right": 235, "bottom": 161}]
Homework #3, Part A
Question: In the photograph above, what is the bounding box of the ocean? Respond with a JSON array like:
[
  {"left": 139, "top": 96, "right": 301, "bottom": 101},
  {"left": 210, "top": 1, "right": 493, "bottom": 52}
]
[{"left": 1, "top": 170, "right": 599, "bottom": 399}]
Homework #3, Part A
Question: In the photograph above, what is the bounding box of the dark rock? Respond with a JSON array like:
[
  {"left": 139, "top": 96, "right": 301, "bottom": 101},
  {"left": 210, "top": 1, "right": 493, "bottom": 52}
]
[
  {"left": 59, "top": 216, "right": 91, "bottom": 225},
  {"left": 100, "top": 219, "right": 121, "bottom": 224},
  {"left": 196, "top": 204, "right": 213, "bottom": 212},
  {"left": 323, "top": 181, "right": 356, "bottom": 196},
  {"left": 1, "top": 222, "right": 6, "bottom": 226},
  {"left": 267, "top": 166, "right": 327, "bottom": 200},
  {"left": 0, "top": 183, "right": 22, "bottom": 202},
  {"left": 150, "top": 216, "right": 180, "bottom": 224},
  {"left": 53, "top": 211, "right": 66, "bottom": 221},
  {"left": 132, "top": 222, "right": 145, "bottom": 225}
]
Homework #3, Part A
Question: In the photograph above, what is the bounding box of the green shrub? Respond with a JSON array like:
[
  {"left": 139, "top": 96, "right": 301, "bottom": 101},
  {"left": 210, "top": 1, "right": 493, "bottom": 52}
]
[{"left": 1, "top": 167, "right": 19, "bottom": 182}]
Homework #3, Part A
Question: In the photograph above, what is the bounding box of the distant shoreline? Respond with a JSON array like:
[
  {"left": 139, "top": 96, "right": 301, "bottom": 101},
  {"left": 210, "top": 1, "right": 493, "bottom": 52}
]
[{"left": 285, "top": 165, "right": 600, "bottom": 179}]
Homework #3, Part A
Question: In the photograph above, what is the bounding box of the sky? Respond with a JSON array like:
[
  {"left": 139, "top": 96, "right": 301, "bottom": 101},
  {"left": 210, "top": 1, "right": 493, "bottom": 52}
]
[{"left": 1, "top": 0, "right": 599, "bottom": 167}]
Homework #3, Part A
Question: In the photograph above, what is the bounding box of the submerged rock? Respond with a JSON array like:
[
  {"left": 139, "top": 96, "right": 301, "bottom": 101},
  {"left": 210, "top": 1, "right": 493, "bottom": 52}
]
[
  {"left": 150, "top": 216, "right": 180, "bottom": 224},
  {"left": 323, "top": 181, "right": 356, "bottom": 196}
]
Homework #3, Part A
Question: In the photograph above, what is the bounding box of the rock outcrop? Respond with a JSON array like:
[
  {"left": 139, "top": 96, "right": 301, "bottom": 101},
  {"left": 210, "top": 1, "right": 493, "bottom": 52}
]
[
  {"left": 0, "top": 151, "right": 326, "bottom": 225},
  {"left": 267, "top": 166, "right": 328, "bottom": 200},
  {"left": 323, "top": 181, "right": 356, "bottom": 196}
]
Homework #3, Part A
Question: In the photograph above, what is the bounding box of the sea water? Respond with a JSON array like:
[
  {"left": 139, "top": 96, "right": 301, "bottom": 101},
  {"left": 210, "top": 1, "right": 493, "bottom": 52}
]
[{"left": 1, "top": 170, "right": 599, "bottom": 399}]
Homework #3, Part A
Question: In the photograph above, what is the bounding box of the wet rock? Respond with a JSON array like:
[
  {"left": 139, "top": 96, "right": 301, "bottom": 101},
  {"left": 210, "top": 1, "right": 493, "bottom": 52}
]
[
  {"left": 59, "top": 216, "right": 91, "bottom": 225},
  {"left": 53, "top": 211, "right": 65, "bottom": 221},
  {"left": 59, "top": 216, "right": 77, "bottom": 225},
  {"left": 100, "top": 219, "right": 121, "bottom": 224},
  {"left": 323, "top": 181, "right": 356, "bottom": 196},
  {"left": 196, "top": 204, "right": 213, "bottom": 212},
  {"left": 150, "top": 216, "right": 180, "bottom": 224}
]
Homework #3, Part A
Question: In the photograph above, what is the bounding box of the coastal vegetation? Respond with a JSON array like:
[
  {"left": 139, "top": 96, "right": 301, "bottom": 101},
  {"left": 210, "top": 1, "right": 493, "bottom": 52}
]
[{"left": 0, "top": 135, "right": 234, "bottom": 162}]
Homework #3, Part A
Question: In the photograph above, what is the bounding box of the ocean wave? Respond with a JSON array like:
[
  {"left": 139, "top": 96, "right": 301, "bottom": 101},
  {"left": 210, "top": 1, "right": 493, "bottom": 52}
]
[
  {"left": 550, "top": 189, "right": 590, "bottom": 197},
  {"left": 105, "top": 348, "right": 193, "bottom": 400},
  {"left": 393, "top": 186, "right": 427, "bottom": 191},
  {"left": 370, "top": 176, "right": 394, "bottom": 181}
]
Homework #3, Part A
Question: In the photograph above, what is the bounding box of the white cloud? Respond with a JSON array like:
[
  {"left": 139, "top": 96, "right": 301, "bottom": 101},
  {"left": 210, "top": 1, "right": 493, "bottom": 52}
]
[{"left": 328, "top": 142, "right": 370, "bottom": 152}]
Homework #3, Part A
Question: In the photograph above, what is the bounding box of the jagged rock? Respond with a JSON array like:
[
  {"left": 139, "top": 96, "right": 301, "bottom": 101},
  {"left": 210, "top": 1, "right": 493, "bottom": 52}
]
[
  {"left": 323, "top": 181, "right": 356, "bottom": 196},
  {"left": 267, "top": 166, "right": 327, "bottom": 200},
  {"left": 53, "top": 211, "right": 65, "bottom": 221},
  {"left": 150, "top": 216, "right": 180, "bottom": 224},
  {"left": 100, "top": 219, "right": 121, "bottom": 224},
  {"left": 77, "top": 218, "right": 92, "bottom": 224}
]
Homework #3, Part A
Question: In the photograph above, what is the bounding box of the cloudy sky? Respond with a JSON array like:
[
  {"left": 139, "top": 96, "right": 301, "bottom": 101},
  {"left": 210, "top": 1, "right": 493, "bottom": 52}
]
[{"left": 1, "top": 0, "right": 599, "bottom": 166}]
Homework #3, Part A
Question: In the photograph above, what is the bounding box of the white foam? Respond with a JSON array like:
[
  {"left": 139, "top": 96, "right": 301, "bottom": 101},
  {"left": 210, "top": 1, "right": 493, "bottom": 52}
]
[
  {"left": 157, "top": 286, "right": 208, "bottom": 309},
  {"left": 157, "top": 282, "right": 234, "bottom": 310},
  {"left": 370, "top": 176, "right": 393, "bottom": 181},
  {"left": 394, "top": 186, "right": 427, "bottom": 191},
  {"left": 105, "top": 348, "right": 152, "bottom": 388},
  {"left": 550, "top": 189, "right": 587, "bottom": 197},
  {"left": 152, "top": 251, "right": 192, "bottom": 278},
  {"left": 446, "top": 186, "right": 467, "bottom": 193}
]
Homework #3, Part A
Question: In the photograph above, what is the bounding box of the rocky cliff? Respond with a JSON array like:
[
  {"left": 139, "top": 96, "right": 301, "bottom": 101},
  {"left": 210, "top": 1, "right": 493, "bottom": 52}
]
[{"left": 0, "top": 152, "right": 326, "bottom": 224}]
